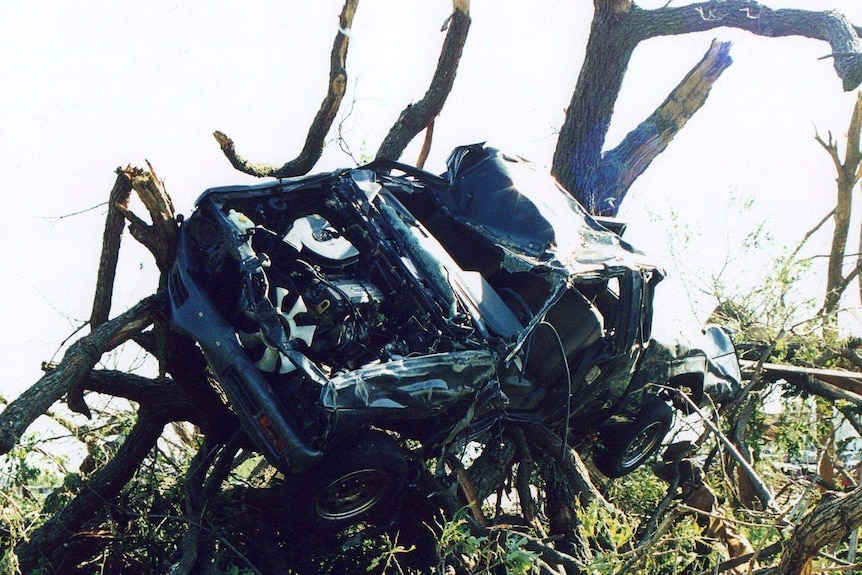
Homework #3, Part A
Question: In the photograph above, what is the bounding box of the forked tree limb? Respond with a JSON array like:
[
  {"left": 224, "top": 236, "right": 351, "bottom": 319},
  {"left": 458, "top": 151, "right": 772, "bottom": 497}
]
[
  {"left": 117, "top": 163, "right": 177, "bottom": 273},
  {"left": 215, "top": 0, "right": 358, "bottom": 178},
  {"left": 815, "top": 92, "right": 862, "bottom": 319},
  {"left": 0, "top": 294, "right": 161, "bottom": 455},
  {"left": 74, "top": 169, "right": 140, "bottom": 417},
  {"left": 375, "top": 0, "right": 470, "bottom": 161},
  {"left": 525, "top": 425, "right": 618, "bottom": 562}
]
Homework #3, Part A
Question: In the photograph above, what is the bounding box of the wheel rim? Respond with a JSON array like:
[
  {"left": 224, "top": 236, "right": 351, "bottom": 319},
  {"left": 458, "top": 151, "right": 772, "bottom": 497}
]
[
  {"left": 619, "top": 421, "right": 665, "bottom": 469},
  {"left": 316, "top": 468, "right": 391, "bottom": 521}
]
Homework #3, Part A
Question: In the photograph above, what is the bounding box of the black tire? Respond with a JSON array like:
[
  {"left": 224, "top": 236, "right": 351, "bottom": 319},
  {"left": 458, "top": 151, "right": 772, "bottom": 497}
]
[
  {"left": 284, "top": 431, "right": 409, "bottom": 538},
  {"left": 593, "top": 399, "right": 673, "bottom": 478}
]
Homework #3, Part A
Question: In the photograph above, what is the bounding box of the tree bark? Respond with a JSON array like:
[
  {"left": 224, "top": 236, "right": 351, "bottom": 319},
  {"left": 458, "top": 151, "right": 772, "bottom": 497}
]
[
  {"left": 777, "top": 486, "right": 862, "bottom": 575},
  {"left": 524, "top": 425, "right": 618, "bottom": 562},
  {"left": 552, "top": 0, "right": 640, "bottom": 215},
  {"left": 0, "top": 295, "right": 160, "bottom": 455},
  {"left": 215, "top": 0, "right": 358, "bottom": 178},
  {"left": 375, "top": 1, "right": 471, "bottom": 161},
  {"left": 552, "top": 0, "right": 862, "bottom": 215}
]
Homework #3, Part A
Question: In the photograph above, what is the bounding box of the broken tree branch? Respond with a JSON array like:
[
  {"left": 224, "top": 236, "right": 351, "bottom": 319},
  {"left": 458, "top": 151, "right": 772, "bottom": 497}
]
[
  {"left": 673, "top": 389, "right": 778, "bottom": 512},
  {"left": 90, "top": 171, "right": 133, "bottom": 328},
  {"left": 375, "top": 0, "right": 470, "bottom": 161},
  {"left": 83, "top": 370, "right": 199, "bottom": 424},
  {"left": 595, "top": 39, "right": 732, "bottom": 215},
  {"left": 215, "top": 0, "right": 358, "bottom": 178},
  {"left": 0, "top": 294, "right": 161, "bottom": 455},
  {"left": 117, "top": 164, "right": 177, "bottom": 273},
  {"left": 511, "top": 427, "right": 545, "bottom": 536}
]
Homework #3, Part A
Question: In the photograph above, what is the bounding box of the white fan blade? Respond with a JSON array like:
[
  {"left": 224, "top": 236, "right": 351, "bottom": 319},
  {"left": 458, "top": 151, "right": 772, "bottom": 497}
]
[
  {"left": 284, "top": 296, "right": 316, "bottom": 347},
  {"left": 274, "top": 287, "right": 289, "bottom": 309},
  {"left": 277, "top": 353, "right": 297, "bottom": 374},
  {"left": 254, "top": 347, "right": 280, "bottom": 373}
]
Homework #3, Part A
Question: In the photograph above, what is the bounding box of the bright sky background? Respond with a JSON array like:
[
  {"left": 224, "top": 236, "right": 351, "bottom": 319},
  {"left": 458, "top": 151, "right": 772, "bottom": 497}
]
[{"left": 3, "top": 1, "right": 862, "bottom": 402}]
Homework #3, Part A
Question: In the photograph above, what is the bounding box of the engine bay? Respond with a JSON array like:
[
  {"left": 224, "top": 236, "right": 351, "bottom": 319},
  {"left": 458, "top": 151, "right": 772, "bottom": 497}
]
[{"left": 182, "top": 172, "right": 501, "bottom": 386}]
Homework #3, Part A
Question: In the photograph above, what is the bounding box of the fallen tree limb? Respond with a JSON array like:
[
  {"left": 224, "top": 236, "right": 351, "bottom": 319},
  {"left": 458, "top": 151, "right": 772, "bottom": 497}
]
[
  {"left": 15, "top": 409, "right": 166, "bottom": 573},
  {"left": 83, "top": 370, "right": 199, "bottom": 424},
  {"left": 693, "top": 539, "right": 784, "bottom": 575},
  {"left": 673, "top": 389, "right": 778, "bottom": 512},
  {"left": 777, "top": 485, "right": 862, "bottom": 575},
  {"left": 90, "top": 171, "right": 133, "bottom": 328},
  {"left": 0, "top": 294, "right": 161, "bottom": 455}
]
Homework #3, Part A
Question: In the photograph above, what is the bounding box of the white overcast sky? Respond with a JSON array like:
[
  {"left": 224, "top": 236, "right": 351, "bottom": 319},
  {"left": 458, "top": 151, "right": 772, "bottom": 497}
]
[{"left": 3, "top": 1, "right": 862, "bottom": 400}]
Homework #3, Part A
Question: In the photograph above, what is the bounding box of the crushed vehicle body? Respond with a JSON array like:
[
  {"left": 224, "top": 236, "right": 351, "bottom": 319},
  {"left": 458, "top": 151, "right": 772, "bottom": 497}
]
[{"left": 169, "top": 143, "right": 742, "bottom": 531}]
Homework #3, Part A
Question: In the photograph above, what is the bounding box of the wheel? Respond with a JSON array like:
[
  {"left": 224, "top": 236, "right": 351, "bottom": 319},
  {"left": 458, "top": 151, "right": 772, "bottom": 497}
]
[
  {"left": 593, "top": 399, "right": 673, "bottom": 478},
  {"left": 284, "top": 431, "right": 409, "bottom": 538}
]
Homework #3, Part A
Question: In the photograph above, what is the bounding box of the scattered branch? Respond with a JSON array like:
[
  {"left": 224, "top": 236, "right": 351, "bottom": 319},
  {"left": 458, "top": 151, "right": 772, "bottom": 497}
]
[
  {"left": 15, "top": 410, "right": 165, "bottom": 572},
  {"left": 673, "top": 389, "right": 778, "bottom": 512}
]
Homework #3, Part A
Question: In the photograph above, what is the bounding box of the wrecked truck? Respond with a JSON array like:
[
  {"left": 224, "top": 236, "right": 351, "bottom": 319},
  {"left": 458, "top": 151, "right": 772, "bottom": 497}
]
[{"left": 168, "top": 143, "right": 741, "bottom": 534}]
